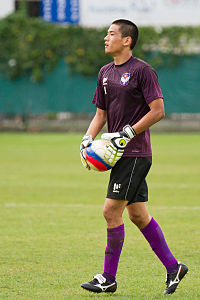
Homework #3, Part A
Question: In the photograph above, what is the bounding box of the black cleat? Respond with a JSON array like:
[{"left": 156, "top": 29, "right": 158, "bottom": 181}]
[
  {"left": 164, "top": 262, "right": 188, "bottom": 295},
  {"left": 81, "top": 274, "right": 117, "bottom": 293}
]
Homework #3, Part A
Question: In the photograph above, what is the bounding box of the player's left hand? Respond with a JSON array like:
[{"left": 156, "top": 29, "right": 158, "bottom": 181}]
[{"left": 101, "top": 125, "right": 136, "bottom": 165}]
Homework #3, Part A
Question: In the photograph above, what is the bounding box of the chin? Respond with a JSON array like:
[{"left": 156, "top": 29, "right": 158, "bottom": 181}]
[{"left": 105, "top": 48, "right": 112, "bottom": 55}]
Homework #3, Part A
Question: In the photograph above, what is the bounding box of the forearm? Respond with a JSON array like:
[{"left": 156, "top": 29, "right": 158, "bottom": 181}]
[
  {"left": 133, "top": 110, "right": 163, "bottom": 134},
  {"left": 86, "top": 109, "right": 107, "bottom": 139},
  {"left": 133, "top": 98, "right": 165, "bottom": 134}
]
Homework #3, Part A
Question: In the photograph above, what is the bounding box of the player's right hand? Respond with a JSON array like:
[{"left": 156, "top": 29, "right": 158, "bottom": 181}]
[
  {"left": 101, "top": 125, "right": 136, "bottom": 165},
  {"left": 80, "top": 134, "right": 93, "bottom": 170}
]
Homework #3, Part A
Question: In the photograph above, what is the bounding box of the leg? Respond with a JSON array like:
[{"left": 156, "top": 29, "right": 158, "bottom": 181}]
[
  {"left": 127, "top": 202, "right": 188, "bottom": 294},
  {"left": 101, "top": 158, "right": 150, "bottom": 284},
  {"left": 126, "top": 201, "right": 151, "bottom": 229},
  {"left": 102, "top": 198, "right": 127, "bottom": 281},
  {"left": 103, "top": 197, "right": 128, "bottom": 228},
  {"left": 81, "top": 198, "right": 127, "bottom": 293},
  {"left": 127, "top": 202, "right": 178, "bottom": 273}
]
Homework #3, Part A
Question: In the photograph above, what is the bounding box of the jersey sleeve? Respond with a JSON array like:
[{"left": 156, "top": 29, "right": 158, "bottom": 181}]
[
  {"left": 139, "top": 66, "right": 163, "bottom": 104},
  {"left": 92, "top": 69, "right": 106, "bottom": 110}
]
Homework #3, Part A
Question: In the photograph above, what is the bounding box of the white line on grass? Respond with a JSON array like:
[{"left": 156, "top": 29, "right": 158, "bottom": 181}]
[
  {"left": 151, "top": 183, "right": 199, "bottom": 188},
  {"left": 2, "top": 203, "right": 200, "bottom": 210}
]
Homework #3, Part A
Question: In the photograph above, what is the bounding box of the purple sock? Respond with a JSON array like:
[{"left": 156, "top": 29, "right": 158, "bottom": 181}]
[
  {"left": 141, "top": 218, "right": 178, "bottom": 274},
  {"left": 102, "top": 224, "right": 125, "bottom": 281}
]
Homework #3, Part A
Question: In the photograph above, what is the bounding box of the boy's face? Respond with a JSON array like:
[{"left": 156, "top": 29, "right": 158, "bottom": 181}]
[{"left": 104, "top": 24, "right": 128, "bottom": 55}]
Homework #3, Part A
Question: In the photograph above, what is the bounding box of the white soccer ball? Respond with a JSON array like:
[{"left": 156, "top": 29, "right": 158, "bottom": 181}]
[{"left": 84, "top": 139, "right": 114, "bottom": 171}]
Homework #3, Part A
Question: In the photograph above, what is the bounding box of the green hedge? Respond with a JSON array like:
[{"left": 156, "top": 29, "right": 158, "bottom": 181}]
[{"left": 0, "top": 10, "right": 200, "bottom": 82}]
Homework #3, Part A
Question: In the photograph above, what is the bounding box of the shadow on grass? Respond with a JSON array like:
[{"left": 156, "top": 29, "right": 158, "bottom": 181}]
[{"left": 63, "top": 294, "right": 139, "bottom": 298}]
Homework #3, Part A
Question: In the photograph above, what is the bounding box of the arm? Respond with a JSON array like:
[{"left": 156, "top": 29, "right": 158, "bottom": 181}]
[
  {"left": 86, "top": 108, "right": 107, "bottom": 139},
  {"left": 101, "top": 98, "right": 165, "bottom": 165},
  {"left": 132, "top": 98, "right": 165, "bottom": 134}
]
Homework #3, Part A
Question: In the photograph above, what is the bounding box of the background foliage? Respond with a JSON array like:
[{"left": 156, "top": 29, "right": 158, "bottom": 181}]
[{"left": 0, "top": 9, "right": 200, "bottom": 82}]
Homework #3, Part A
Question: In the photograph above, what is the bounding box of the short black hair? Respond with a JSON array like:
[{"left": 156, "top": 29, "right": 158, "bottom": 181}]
[{"left": 112, "top": 19, "right": 139, "bottom": 50}]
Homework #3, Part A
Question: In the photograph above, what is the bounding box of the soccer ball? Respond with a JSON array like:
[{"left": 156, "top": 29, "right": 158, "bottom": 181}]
[{"left": 84, "top": 139, "right": 114, "bottom": 172}]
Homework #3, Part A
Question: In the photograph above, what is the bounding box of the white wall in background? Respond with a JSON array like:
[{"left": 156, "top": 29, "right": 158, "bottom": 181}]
[
  {"left": 0, "top": 0, "right": 14, "bottom": 19},
  {"left": 80, "top": 0, "right": 200, "bottom": 27}
]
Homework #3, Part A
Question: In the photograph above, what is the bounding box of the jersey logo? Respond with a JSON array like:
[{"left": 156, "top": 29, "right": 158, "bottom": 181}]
[
  {"left": 120, "top": 73, "right": 131, "bottom": 86},
  {"left": 113, "top": 183, "right": 121, "bottom": 193},
  {"left": 103, "top": 77, "right": 108, "bottom": 95},
  {"left": 103, "top": 77, "right": 108, "bottom": 84}
]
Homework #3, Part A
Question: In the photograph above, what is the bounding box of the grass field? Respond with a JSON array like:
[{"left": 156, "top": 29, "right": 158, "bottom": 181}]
[{"left": 0, "top": 133, "right": 199, "bottom": 299}]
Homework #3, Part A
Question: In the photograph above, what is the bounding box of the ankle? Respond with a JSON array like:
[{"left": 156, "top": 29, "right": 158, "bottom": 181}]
[
  {"left": 166, "top": 261, "right": 179, "bottom": 274},
  {"left": 102, "top": 272, "right": 115, "bottom": 282}
]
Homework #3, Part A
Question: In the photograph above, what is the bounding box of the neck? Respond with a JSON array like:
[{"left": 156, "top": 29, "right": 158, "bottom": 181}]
[{"left": 113, "top": 51, "right": 132, "bottom": 65}]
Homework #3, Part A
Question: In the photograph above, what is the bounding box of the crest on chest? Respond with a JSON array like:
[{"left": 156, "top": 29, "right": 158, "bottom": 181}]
[{"left": 120, "top": 73, "right": 131, "bottom": 86}]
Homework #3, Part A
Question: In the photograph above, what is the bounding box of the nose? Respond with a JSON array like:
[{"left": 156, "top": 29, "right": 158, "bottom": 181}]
[{"left": 104, "top": 35, "right": 109, "bottom": 41}]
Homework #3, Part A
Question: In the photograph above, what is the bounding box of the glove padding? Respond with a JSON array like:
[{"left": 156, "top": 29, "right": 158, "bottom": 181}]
[
  {"left": 101, "top": 125, "right": 136, "bottom": 165},
  {"left": 80, "top": 134, "right": 93, "bottom": 169}
]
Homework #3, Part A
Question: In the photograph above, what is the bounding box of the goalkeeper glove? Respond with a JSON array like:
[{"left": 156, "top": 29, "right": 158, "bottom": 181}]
[
  {"left": 80, "top": 134, "right": 93, "bottom": 170},
  {"left": 101, "top": 125, "right": 136, "bottom": 165}
]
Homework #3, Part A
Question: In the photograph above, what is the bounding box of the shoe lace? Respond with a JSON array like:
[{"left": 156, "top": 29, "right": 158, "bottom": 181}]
[
  {"left": 90, "top": 274, "right": 106, "bottom": 285},
  {"left": 90, "top": 278, "right": 99, "bottom": 285}
]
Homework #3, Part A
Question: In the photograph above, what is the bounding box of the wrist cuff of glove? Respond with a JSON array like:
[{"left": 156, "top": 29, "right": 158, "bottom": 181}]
[
  {"left": 123, "top": 125, "right": 136, "bottom": 139},
  {"left": 82, "top": 134, "right": 93, "bottom": 142}
]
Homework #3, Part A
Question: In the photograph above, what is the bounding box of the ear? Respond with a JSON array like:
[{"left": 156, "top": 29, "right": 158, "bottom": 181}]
[{"left": 123, "top": 36, "right": 132, "bottom": 48}]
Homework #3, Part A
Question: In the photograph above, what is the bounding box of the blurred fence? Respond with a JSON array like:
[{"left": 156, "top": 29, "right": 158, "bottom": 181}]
[{"left": 0, "top": 55, "right": 200, "bottom": 115}]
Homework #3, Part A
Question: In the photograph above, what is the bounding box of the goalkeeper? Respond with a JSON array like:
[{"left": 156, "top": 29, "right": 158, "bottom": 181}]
[{"left": 80, "top": 19, "right": 188, "bottom": 295}]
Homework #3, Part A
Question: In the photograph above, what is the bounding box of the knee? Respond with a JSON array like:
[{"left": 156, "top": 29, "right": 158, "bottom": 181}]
[
  {"left": 103, "top": 206, "right": 113, "bottom": 223},
  {"left": 102, "top": 199, "right": 125, "bottom": 228},
  {"left": 129, "top": 212, "right": 141, "bottom": 225},
  {"left": 103, "top": 207, "right": 122, "bottom": 228},
  {"left": 129, "top": 212, "right": 150, "bottom": 229}
]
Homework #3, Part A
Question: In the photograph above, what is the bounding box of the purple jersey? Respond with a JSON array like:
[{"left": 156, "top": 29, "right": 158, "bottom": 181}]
[{"left": 92, "top": 56, "right": 163, "bottom": 157}]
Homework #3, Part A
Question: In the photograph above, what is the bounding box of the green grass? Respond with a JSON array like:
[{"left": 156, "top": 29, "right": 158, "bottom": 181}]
[{"left": 0, "top": 133, "right": 199, "bottom": 299}]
